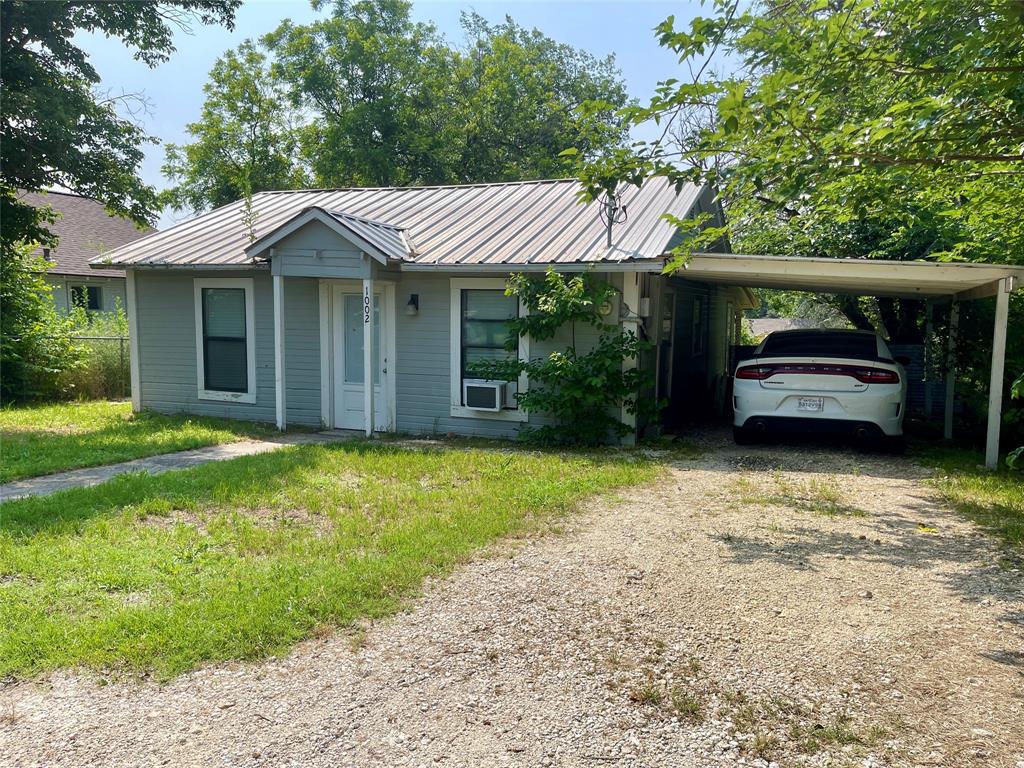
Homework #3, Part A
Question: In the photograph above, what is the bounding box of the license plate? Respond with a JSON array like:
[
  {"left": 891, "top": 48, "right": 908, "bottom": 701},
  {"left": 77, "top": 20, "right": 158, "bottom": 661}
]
[{"left": 797, "top": 396, "right": 824, "bottom": 412}]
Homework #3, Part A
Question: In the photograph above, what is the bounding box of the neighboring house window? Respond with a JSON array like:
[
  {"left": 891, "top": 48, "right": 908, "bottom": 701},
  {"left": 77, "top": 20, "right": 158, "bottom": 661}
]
[
  {"left": 193, "top": 278, "right": 256, "bottom": 403},
  {"left": 71, "top": 285, "right": 101, "bottom": 311},
  {"left": 449, "top": 278, "right": 528, "bottom": 422}
]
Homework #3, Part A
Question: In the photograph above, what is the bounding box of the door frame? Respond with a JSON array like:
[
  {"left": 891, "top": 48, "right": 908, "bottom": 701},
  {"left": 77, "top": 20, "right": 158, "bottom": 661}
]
[{"left": 318, "top": 278, "right": 396, "bottom": 431}]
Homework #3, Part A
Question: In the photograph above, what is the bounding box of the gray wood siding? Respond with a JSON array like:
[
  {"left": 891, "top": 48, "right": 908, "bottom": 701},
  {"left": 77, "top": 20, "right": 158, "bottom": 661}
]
[
  {"left": 47, "top": 274, "right": 127, "bottom": 314},
  {"left": 132, "top": 268, "right": 665, "bottom": 438},
  {"left": 394, "top": 274, "right": 515, "bottom": 437},
  {"left": 134, "top": 269, "right": 322, "bottom": 426},
  {"left": 272, "top": 220, "right": 370, "bottom": 279},
  {"left": 392, "top": 273, "right": 616, "bottom": 438},
  {"left": 283, "top": 277, "right": 322, "bottom": 426}
]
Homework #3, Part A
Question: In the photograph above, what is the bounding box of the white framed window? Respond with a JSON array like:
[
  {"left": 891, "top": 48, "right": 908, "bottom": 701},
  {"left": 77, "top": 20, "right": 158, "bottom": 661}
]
[
  {"left": 449, "top": 277, "right": 529, "bottom": 422},
  {"left": 194, "top": 277, "right": 256, "bottom": 403}
]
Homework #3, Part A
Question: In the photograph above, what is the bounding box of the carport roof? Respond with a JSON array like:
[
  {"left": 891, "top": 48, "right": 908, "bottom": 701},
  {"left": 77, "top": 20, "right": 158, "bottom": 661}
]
[{"left": 683, "top": 252, "right": 1024, "bottom": 300}]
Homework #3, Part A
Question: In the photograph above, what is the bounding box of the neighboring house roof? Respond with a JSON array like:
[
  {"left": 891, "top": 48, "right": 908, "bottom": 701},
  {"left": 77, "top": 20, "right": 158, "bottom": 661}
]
[
  {"left": 22, "top": 190, "right": 153, "bottom": 278},
  {"left": 93, "top": 177, "right": 706, "bottom": 270}
]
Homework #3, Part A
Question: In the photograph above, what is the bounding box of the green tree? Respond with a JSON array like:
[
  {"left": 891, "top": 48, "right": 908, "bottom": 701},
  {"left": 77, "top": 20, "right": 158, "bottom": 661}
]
[
  {"left": 162, "top": 42, "right": 306, "bottom": 213},
  {"left": 0, "top": 246, "right": 83, "bottom": 401},
  {"left": 265, "top": 0, "right": 458, "bottom": 188},
  {"left": 452, "top": 12, "right": 629, "bottom": 183},
  {"left": 574, "top": 0, "right": 1023, "bottom": 447},
  {"left": 1, "top": 0, "right": 239, "bottom": 403},
  {"left": 0, "top": 0, "right": 241, "bottom": 247},
  {"left": 170, "top": 0, "right": 630, "bottom": 208},
  {"left": 574, "top": 0, "right": 1024, "bottom": 274}
]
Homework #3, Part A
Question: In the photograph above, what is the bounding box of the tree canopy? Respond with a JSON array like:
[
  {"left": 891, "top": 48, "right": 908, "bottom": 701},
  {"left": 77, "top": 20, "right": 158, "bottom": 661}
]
[
  {"left": 162, "top": 0, "right": 630, "bottom": 213},
  {"left": 573, "top": 0, "right": 1022, "bottom": 451},
  {"left": 0, "top": 0, "right": 241, "bottom": 248},
  {"left": 574, "top": 0, "right": 1023, "bottom": 342},
  {"left": 161, "top": 42, "right": 305, "bottom": 212}
]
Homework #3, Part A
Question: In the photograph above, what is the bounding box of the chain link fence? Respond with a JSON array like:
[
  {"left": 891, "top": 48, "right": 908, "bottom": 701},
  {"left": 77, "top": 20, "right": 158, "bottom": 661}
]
[{"left": 64, "top": 335, "right": 131, "bottom": 400}]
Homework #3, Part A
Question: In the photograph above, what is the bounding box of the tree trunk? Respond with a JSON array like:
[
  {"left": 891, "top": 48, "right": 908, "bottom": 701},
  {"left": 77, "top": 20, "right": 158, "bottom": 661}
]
[
  {"left": 877, "top": 297, "right": 901, "bottom": 340},
  {"left": 834, "top": 295, "right": 876, "bottom": 332},
  {"left": 895, "top": 298, "right": 924, "bottom": 343}
]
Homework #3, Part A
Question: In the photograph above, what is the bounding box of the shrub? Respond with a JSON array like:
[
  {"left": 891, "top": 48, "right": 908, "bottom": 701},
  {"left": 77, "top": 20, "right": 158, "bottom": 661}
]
[
  {"left": 0, "top": 244, "right": 84, "bottom": 402},
  {"left": 1009, "top": 371, "right": 1023, "bottom": 470},
  {"left": 57, "top": 302, "right": 131, "bottom": 400},
  {"left": 469, "top": 269, "right": 662, "bottom": 446}
]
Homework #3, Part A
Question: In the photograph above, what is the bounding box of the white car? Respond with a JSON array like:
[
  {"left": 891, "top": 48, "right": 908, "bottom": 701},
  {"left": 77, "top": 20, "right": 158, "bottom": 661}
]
[{"left": 732, "top": 329, "right": 907, "bottom": 446}]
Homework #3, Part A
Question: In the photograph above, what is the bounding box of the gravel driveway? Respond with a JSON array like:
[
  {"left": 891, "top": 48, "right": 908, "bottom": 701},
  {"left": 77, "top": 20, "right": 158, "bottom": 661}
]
[{"left": 3, "top": 434, "right": 1022, "bottom": 768}]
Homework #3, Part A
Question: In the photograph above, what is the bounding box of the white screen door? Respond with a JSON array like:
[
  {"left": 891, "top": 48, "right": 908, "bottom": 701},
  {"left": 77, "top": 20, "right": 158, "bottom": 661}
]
[{"left": 333, "top": 289, "right": 385, "bottom": 430}]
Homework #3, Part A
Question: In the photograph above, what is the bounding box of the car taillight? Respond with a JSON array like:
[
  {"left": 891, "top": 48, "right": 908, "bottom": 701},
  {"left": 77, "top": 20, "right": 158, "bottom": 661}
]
[
  {"left": 735, "top": 365, "right": 774, "bottom": 380},
  {"left": 853, "top": 368, "right": 900, "bottom": 383},
  {"left": 734, "top": 363, "right": 899, "bottom": 383}
]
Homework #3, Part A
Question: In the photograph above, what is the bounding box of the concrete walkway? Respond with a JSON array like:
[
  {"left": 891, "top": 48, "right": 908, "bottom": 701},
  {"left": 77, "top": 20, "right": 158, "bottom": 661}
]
[{"left": 0, "top": 432, "right": 354, "bottom": 502}]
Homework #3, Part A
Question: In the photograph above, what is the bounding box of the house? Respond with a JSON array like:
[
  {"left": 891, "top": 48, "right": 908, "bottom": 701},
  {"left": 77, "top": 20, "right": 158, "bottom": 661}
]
[
  {"left": 93, "top": 178, "right": 753, "bottom": 441},
  {"left": 23, "top": 190, "right": 152, "bottom": 313}
]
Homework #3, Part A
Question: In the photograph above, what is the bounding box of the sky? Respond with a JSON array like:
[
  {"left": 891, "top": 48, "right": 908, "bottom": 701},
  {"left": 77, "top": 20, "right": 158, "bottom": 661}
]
[{"left": 76, "top": 0, "right": 695, "bottom": 228}]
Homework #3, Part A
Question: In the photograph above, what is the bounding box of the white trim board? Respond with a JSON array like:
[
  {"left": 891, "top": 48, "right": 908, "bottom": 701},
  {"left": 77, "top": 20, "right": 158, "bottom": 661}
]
[
  {"left": 449, "top": 277, "right": 529, "bottom": 423},
  {"left": 193, "top": 277, "right": 257, "bottom": 404},
  {"left": 125, "top": 268, "right": 141, "bottom": 411}
]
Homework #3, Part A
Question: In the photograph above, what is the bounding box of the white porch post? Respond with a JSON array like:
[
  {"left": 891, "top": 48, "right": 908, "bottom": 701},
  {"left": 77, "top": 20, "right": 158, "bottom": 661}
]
[
  {"left": 944, "top": 300, "right": 959, "bottom": 441},
  {"left": 621, "top": 272, "right": 641, "bottom": 445},
  {"left": 985, "top": 277, "right": 1014, "bottom": 469},
  {"left": 125, "top": 267, "right": 141, "bottom": 412},
  {"left": 363, "top": 276, "right": 374, "bottom": 437},
  {"left": 273, "top": 272, "right": 286, "bottom": 431}
]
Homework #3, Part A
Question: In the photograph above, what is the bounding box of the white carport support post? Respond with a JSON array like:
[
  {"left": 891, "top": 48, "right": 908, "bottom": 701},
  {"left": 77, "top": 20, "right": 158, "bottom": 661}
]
[
  {"left": 273, "top": 273, "right": 286, "bottom": 431},
  {"left": 621, "top": 273, "right": 641, "bottom": 445},
  {"left": 984, "top": 277, "right": 1014, "bottom": 469},
  {"left": 362, "top": 276, "right": 374, "bottom": 437},
  {"left": 944, "top": 301, "right": 959, "bottom": 441}
]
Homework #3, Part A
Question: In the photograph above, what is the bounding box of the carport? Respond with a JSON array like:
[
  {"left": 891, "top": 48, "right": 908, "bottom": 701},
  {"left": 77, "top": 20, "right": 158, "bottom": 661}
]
[{"left": 680, "top": 253, "right": 1024, "bottom": 468}]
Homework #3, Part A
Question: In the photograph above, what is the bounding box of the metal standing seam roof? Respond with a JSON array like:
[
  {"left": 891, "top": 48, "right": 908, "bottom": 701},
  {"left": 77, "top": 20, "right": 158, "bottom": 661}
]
[
  {"left": 322, "top": 210, "right": 415, "bottom": 261},
  {"left": 91, "top": 178, "right": 705, "bottom": 269}
]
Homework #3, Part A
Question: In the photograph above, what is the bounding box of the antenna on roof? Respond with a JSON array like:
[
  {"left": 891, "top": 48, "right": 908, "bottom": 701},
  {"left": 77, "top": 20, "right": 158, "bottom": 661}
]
[{"left": 599, "top": 191, "right": 627, "bottom": 248}]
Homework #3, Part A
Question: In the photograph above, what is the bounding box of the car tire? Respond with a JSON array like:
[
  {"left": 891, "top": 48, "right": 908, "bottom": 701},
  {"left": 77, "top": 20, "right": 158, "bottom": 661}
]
[{"left": 733, "top": 425, "right": 757, "bottom": 445}]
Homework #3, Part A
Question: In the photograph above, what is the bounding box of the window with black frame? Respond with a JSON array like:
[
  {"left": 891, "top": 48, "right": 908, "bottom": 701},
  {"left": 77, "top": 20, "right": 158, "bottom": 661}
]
[
  {"left": 201, "top": 287, "right": 248, "bottom": 392},
  {"left": 460, "top": 289, "right": 518, "bottom": 403},
  {"left": 70, "top": 285, "right": 101, "bottom": 311}
]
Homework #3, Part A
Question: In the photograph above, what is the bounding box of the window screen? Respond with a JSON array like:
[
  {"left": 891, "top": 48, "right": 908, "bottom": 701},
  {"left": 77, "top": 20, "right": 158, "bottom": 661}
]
[
  {"left": 461, "top": 288, "right": 517, "bottom": 382},
  {"left": 71, "top": 285, "right": 101, "bottom": 311},
  {"left": 760, "top": 331, "right": 879, "bottom": 361},
  {"left": 202, "top": 287, "right": 248, "bottom": 392}
]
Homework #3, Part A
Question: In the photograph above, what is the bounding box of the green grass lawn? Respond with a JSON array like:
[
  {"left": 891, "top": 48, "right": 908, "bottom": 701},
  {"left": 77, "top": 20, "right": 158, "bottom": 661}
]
[
  {"left": 915, "top": 443, "right": 1024, "bottom": 553},
  {"left": 0, "top": 441, "right": 657, "bottom": 679},
  {"left": 0, "top": 401, "right": 280, "bottom": 484}
]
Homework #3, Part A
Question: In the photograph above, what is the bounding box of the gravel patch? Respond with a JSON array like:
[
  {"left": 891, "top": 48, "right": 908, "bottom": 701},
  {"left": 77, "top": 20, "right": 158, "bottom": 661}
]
[{"left": 2, "top": 433, "right": 1022, "bottom": 768}]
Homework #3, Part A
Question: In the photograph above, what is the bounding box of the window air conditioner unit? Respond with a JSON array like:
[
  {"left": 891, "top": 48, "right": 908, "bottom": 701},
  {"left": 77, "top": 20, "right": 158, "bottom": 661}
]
[{"left": 463, "top": 379, "right": 506, "bottom": 412}]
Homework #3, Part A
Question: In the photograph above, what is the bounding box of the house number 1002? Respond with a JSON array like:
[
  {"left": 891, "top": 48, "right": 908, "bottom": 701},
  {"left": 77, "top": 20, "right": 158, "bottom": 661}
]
[{"left": 363, "top": 286, "right": 371, "bottom": 324}]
